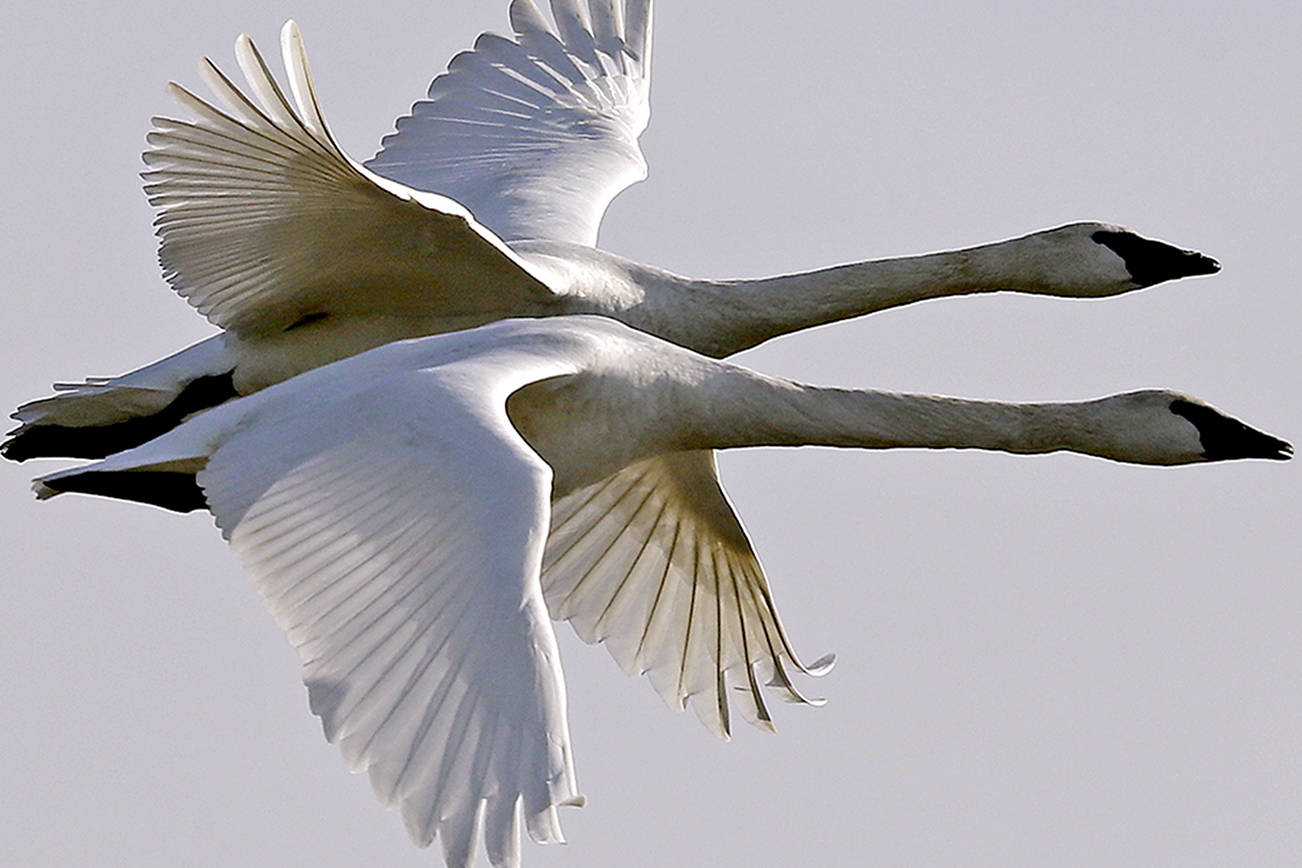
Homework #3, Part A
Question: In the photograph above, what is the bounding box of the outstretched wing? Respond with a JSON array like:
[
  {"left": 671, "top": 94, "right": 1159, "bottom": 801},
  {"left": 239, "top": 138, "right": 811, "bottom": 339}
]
[
  {"left": 543, "top": 450, "right": 833, "bottom": 739},
  {"left": 367, "top": 0, "right": 654, "bottom": 246},
  {"left": 144, "top": 22, "right": 555, "bottom": 337},
  {"left": 191, "top": 360, "right": 584, "bottom": 867}
]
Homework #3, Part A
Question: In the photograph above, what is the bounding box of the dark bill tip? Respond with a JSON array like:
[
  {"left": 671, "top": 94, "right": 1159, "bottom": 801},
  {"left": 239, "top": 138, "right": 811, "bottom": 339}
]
[
  {"left": 1171, "top": 399, "right": 1293, "bottom": 461},
  {"left": 1092, "top": 230, "right": 1220, "bottom": 287}
]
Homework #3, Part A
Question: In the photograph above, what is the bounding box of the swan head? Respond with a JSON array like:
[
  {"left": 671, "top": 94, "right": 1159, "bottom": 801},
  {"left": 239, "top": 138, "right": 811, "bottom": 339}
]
[
  {"left": 1087, "top": 390, "right": 1292, "bottom": 465},
  {"left": 1089, "top": 226, "right": 1220, "bottom": 288},
  {"left": 1013, "top": 222, "right": 1220, "bottom": 297}
]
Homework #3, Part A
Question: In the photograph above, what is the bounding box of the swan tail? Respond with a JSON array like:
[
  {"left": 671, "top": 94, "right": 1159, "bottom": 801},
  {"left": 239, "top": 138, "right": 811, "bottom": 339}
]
[{"left": 3, "top": 335, "right": 237, "bottom": 463}]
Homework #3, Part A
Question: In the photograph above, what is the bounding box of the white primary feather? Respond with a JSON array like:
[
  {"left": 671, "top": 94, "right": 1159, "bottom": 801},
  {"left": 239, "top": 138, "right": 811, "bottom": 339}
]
[
  {"left": 145, "top": 22, "right": 555, "bottom": 337},
  {"left": 81, "top": 328, "right": 589, "bottom": 867},
  {"left": 543, "top": 450, "right": 833, "bottom": 738},
  {"left": 368, "top": 0, "right": 652, "bottom": 246}
]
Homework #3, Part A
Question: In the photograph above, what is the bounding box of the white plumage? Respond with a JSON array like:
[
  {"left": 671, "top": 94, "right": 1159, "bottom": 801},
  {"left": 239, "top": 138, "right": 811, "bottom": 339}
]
[
  {"left": 369, "top": 0, "right": 653, "bottom": 246},
  {"left": 35, "top": 316, "right": 1290, "bottom": 867},
  {"left": 8, "top": 0, "right": 1220, "bottom": 743},
  {"left": 9, "top": 2, "right": 1282, "bottom": 865},
  {"left": 148, "top": 24, "right": 555, "bottom": 337}
]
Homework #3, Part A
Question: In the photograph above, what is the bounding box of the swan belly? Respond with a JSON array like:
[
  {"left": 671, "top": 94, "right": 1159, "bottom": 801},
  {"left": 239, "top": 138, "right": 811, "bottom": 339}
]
[
  {"left": 4, "top": 313, "right": 526, "bottom": 462},
  {"left": 228, "top": 312, "right": 513, "bottom": 394}
]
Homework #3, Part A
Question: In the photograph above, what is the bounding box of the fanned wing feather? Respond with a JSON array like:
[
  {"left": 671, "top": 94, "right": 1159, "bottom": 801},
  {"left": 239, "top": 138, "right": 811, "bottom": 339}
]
[
  {"left": 29, "top": 316, "right": 840, "bottom": 860},
  {"left": 188, "top": 355, "right": 586, "bottom": 867},
  {"left": 367, "top": 0, "right": 653, "bottom": 246},
  {"left": 144, "top": 22, "right": 554, "bottom": 337},
  {"left": 542, "top": 450, "right": 832, "bottom": 739}
]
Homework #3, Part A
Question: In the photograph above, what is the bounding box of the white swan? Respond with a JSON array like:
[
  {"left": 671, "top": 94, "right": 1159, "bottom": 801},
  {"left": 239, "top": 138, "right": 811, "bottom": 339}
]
[
  {"left": 4, "top": 4, "right": 1218, "bottom": 462},
  {"left": 0, "top": 3, "right": 1225, "bottom": 733},
  {"left": 7, "top": 5, "right": 1261, "bottom": 857},
  {"left": 33, "top": 316, "right": 1291, "bottom": 868}
]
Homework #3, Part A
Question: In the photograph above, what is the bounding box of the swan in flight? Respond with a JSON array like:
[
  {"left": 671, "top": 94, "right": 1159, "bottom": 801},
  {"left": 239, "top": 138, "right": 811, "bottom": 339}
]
[
  {"left": 7, "top": 3, "right": 1268, "bottom": 862},
  {"left": 1, "top": 0, "right": 1224, "bottom": 732},
  {"left": 32, "top": 315, "right": 1292, "bottom": 868},
  {"left": 3, "top": 0, "right": 1255, "bottom": 846},
  {"left": 4, "top": 2, "right": 1219, "bottom": 465}
]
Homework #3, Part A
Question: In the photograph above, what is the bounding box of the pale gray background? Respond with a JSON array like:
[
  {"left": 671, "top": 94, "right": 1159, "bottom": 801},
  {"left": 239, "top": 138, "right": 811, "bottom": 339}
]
[{"left": 2, "top": 1, "right": 1298, "bottom": 865}]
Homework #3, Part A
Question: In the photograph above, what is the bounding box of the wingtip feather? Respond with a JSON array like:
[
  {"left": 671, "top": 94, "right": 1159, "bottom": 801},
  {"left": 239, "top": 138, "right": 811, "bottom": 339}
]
[
  {"left": 279, "top": 18, "right": 331, "bottom": 140},
  {"left": 509, "top": 0, "right": 552, "bottom": 37},
  {"left": 802, "top": 652, "right": 837, "bottom": 677}
]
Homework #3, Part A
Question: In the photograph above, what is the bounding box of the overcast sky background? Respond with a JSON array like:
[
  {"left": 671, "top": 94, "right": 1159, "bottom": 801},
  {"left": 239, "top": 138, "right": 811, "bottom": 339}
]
[{"left": 2, "top": 1, "right": 1298, "bottom": 865}]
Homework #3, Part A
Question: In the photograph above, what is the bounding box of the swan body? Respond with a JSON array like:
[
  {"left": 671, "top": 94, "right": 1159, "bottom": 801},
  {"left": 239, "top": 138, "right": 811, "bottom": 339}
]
[
  {"left": 9, "top": 4, "right": 1280, "bottom": 864},
  {"left": 34, "top": 315, "right": 1291, "bottom": 867},
  {"left": 2, "top": 6, "right": 1218, "bottom": 461},
  {"left": 2, "top": 0, "right": 1234, "bottom": 732},
  {"left": 10, "top": 1, "right": 1232, "bottom": 745}
]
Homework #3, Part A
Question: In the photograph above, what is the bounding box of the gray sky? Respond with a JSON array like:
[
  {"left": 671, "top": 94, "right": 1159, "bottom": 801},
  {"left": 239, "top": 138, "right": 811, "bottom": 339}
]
[{"left": 2, "top": 1, "right": 1298, "bottom": 865}]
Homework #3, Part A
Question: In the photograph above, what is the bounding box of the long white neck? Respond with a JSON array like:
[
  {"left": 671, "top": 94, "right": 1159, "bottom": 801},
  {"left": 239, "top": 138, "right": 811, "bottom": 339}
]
[
  {"left": 655, "top": 367, "right": 1270, "bottom": 467},
  {"left": 547, "top": 223, "right": 1214, "bottom": 358},
  {"left": 697, "top": 250, "right": 1001, "bottom": 354},
  {"left": 692, "top": 377, "right": 1087, "bottom": 456},
  {"left": 511, "top": 358, "right": 1136, "bottom": 497}
]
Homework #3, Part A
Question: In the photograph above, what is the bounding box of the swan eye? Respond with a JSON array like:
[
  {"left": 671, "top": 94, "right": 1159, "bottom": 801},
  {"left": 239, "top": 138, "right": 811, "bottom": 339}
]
[
  {"left": 1169, "top": 398, "right": 1293, "bottom": 461},
  {"left": 1091, "top": 230, "right": 1221, "bottom": 287}
]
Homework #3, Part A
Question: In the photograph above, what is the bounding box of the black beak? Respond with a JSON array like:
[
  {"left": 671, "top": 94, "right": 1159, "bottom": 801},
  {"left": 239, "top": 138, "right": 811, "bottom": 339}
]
[
  {"left": 1171, "top": 399, "right": 1293, "bottom": 461},
  {"left": 1093, "top": 230, "right": 1221, "bottom": 287}
]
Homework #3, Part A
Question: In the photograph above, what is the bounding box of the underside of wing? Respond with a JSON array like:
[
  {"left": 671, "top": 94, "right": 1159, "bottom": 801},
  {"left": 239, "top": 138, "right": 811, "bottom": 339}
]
[
  {"left": 542, "top": 450, "right": 833, "bottom": 739},
  {"left": 145, "top": 22, "right": 554, "bottom": 337},
  {"left": 367, "top": 0, "right": 654, "bottom": 246},
  {"left": 195, "top": 362, "right": 583, "bottom": 867}
]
